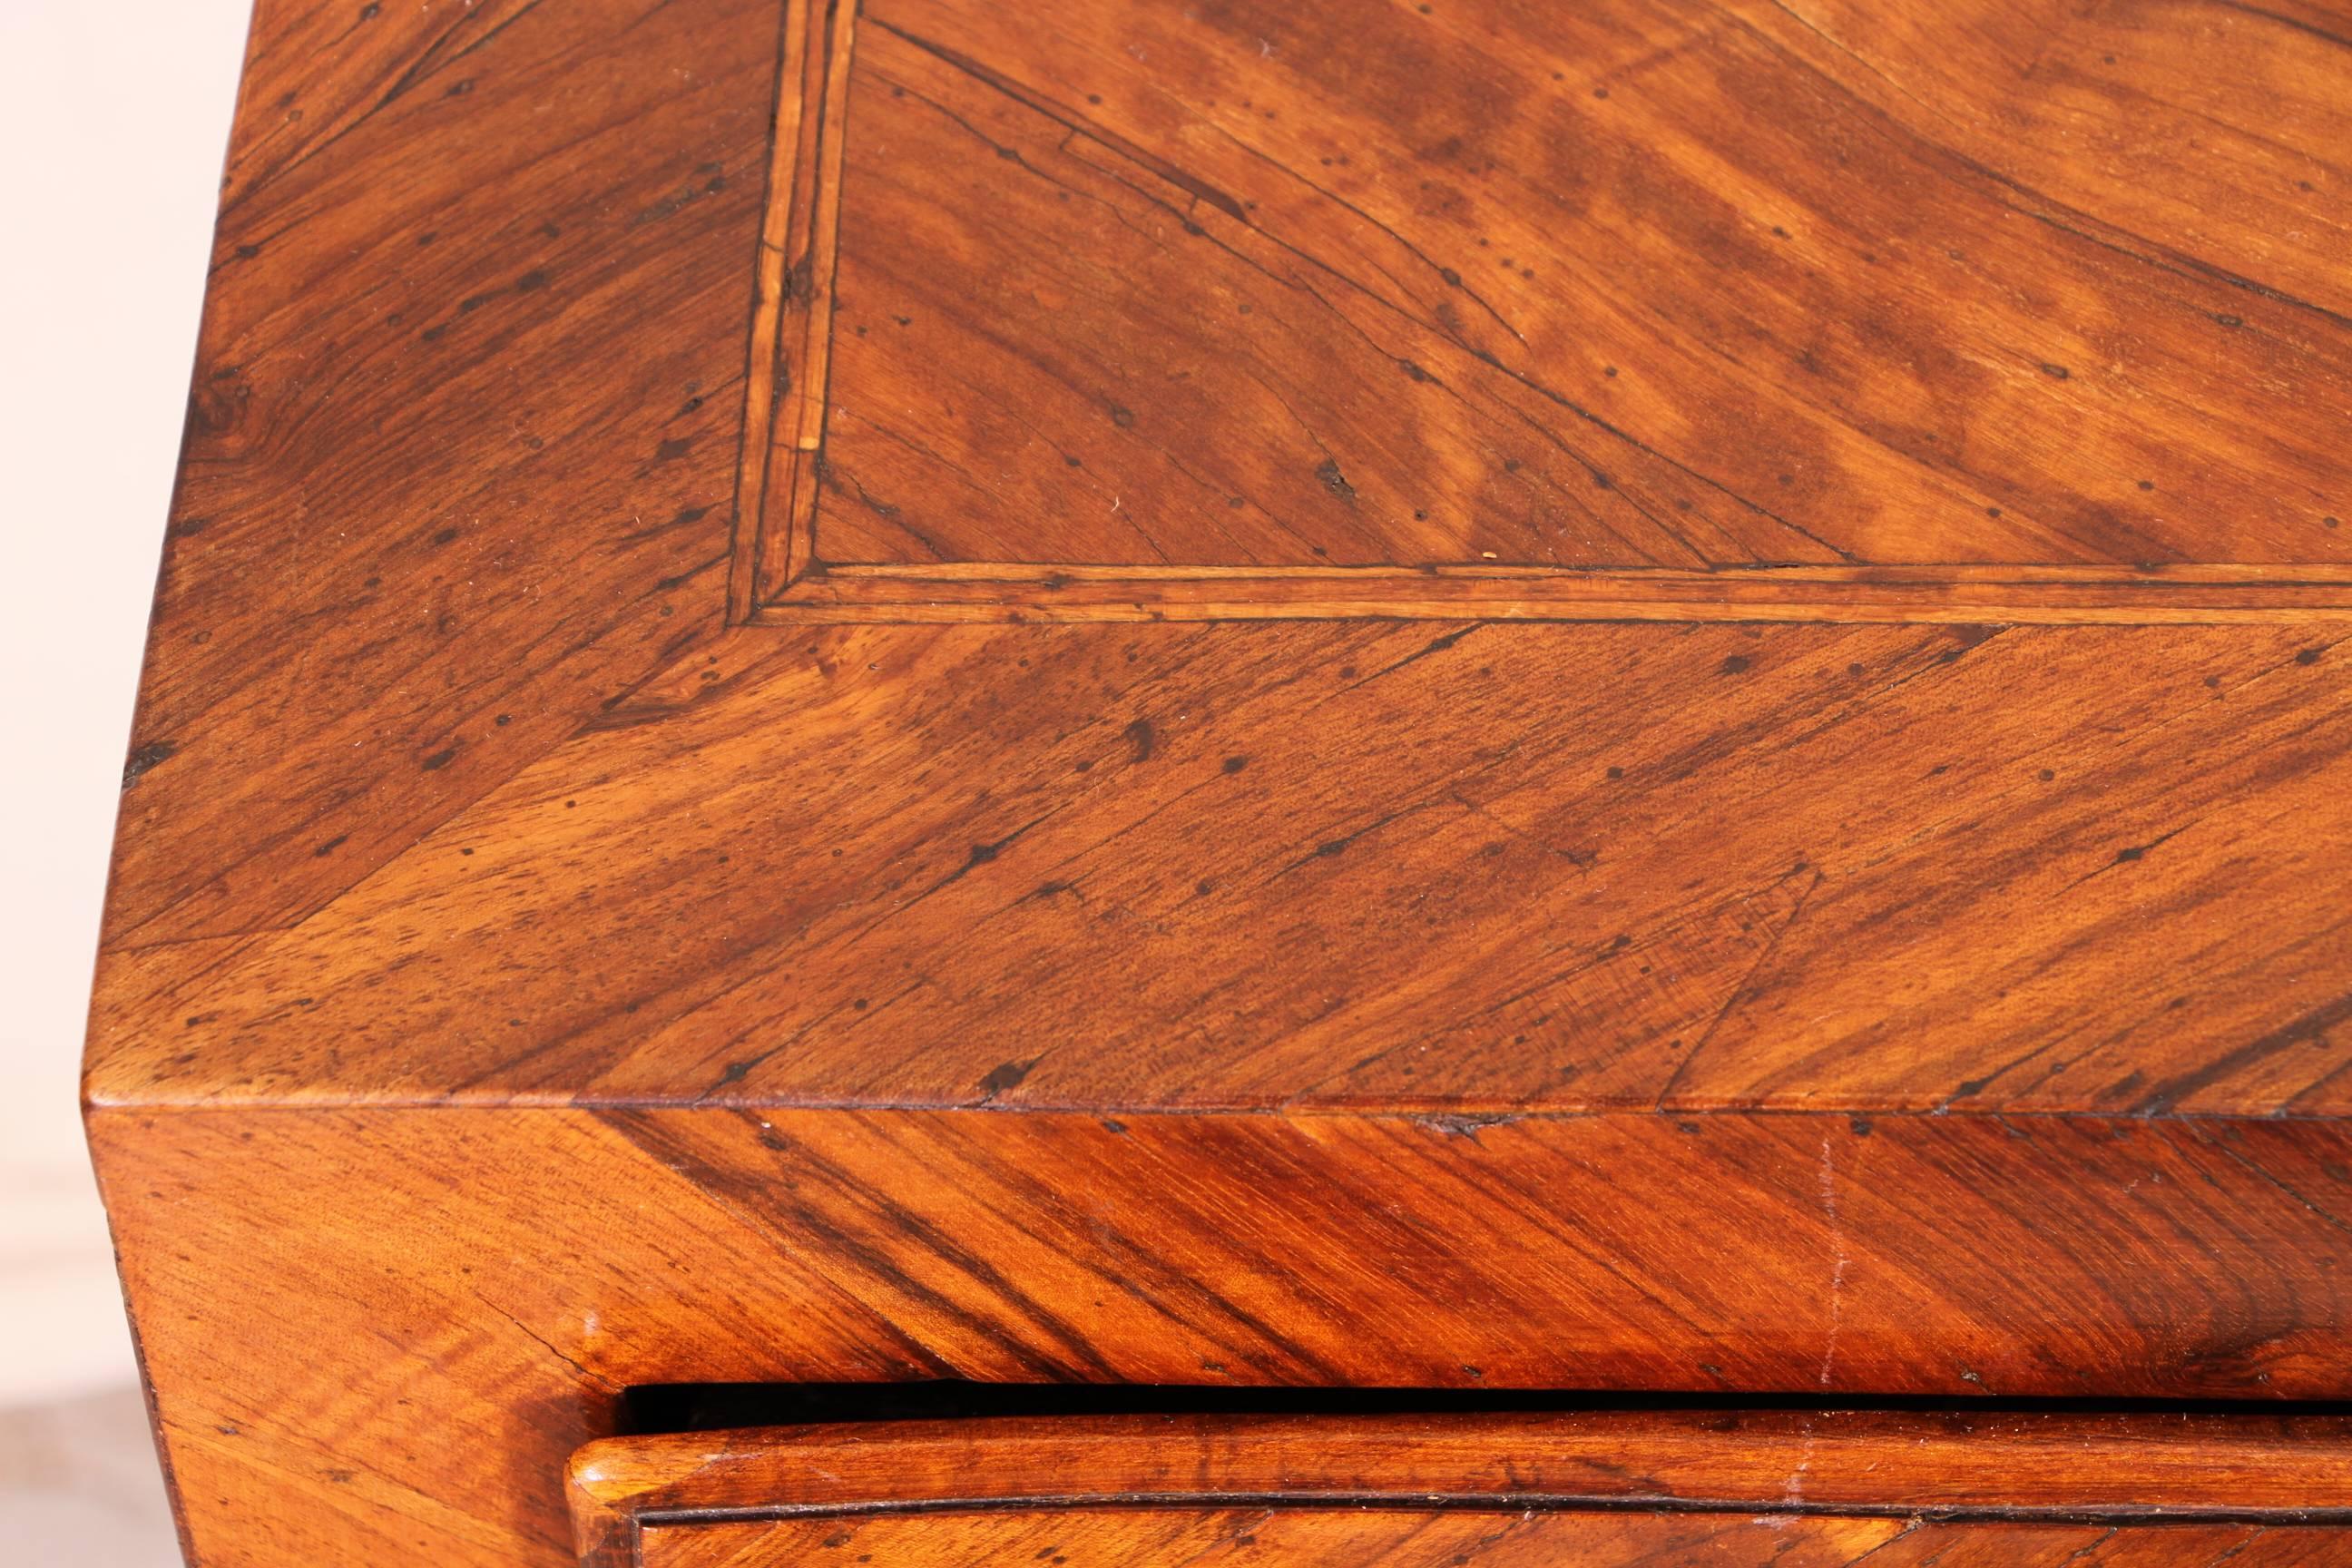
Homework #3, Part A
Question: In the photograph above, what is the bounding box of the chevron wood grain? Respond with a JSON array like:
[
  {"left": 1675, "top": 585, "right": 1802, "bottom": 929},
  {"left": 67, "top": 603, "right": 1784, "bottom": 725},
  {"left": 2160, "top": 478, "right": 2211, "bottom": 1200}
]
[
  {"left": 85, "top": 0, "right": 2352, "bottom": 1563},
  {"left": 741, "top": 0, "right": 2352, "bottom": 618}
]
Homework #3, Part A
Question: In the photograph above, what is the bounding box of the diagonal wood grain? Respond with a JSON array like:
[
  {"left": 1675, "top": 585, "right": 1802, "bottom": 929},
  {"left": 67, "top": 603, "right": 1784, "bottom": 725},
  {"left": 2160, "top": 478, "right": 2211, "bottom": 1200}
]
[
  {"left": 798, "top": 0, "right": 2352, "bottom": 590},
  {"left": 90, "top": 619, "right": 2352, "bottom": 1117},
  {"left": 82, "top": 5, "right": 2352, "bottom": 1568},
  {"left": 88, "top": 1107, "right": 2352, "bottom": 1568},
  {"left": 102, "top": 0, "right": 779, "bottom": 950}
]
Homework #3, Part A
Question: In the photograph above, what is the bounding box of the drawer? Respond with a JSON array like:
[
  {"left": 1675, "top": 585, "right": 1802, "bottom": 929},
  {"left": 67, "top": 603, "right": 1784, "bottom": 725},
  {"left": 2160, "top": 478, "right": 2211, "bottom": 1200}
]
[
  {"left": 632, "top": 1513, "right": 2351, "bottom": 1567},
  {"left": 569, "top": 1408, "right": 2352, "bottom": 1567}
]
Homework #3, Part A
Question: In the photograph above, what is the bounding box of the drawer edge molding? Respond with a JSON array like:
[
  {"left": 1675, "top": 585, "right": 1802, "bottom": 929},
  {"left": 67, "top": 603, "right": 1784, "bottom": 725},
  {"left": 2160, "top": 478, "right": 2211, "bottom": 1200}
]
[{"left": 567, "top": 1408, "right": 2352, "bottom": 1567}]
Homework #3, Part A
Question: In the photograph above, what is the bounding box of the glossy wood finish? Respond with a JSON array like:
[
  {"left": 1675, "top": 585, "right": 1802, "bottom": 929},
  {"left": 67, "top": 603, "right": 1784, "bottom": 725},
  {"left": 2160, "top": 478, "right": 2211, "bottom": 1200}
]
[
  {"left": 640, "top": 1514, "right": 2352, "bottom": 1568},
  {"left": 93, "top": 620, "right": 2352, "bottom": 1118},
  {"left": 87, "top": 0, "right": 2352, "bottom": 1563},
  {"left": 103, "top": 0, "right": 771, "bottom": 956},
  {"left": 749, "top": 563, "right": 2352, "bottom": 623},
  {"left": 744, "top": 0, "right": 2352, "bottom": 619},
  {"left": 90, "top": 1107, "right": 2352, "bottom": 1566},
  {"left": 639, "top": 1513, "right": 1917, "bottom": 1568},
  {"left": 568, "top": 1411, "right": 2352, "bottom": 1567}
]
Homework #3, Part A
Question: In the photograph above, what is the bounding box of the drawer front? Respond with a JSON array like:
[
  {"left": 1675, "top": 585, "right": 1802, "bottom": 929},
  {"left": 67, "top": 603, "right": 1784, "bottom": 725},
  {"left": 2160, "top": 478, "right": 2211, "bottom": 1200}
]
[
  {"left": 640, "top": 1510, "right": 2345, "bottom": 1567},
  {"left": 573, "top": 1409, "right": 2352, "bottom": 1567}
]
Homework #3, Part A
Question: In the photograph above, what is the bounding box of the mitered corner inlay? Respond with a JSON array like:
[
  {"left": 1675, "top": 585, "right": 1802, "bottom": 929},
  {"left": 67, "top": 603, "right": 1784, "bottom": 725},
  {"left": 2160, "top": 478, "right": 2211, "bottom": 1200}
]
[{"left": 729, "top": 0, "right": 860, "bottom": 622}]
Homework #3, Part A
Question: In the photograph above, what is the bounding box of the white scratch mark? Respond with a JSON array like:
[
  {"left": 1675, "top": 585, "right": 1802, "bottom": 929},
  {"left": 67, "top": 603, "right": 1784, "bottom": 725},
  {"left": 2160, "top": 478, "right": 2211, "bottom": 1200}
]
[
  {"left": 1780, "top": 1135, "right": 1849, "bottom": 1508},
  {"left": 1783, "top": 1416, "right": 1815, "bottom": 1509}
]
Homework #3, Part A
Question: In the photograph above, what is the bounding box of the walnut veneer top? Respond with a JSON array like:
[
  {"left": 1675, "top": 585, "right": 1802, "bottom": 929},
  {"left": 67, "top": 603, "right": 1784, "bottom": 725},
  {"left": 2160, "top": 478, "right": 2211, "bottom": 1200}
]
[{"left": 87, "top": 0, "right": 2352, "bottom": 1120}]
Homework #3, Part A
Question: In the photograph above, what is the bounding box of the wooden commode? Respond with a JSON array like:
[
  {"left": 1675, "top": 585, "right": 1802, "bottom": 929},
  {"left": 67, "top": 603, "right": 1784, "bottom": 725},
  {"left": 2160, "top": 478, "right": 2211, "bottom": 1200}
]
[{"left": 87, "top": 0, "right": 2352, "bottom": 1562}]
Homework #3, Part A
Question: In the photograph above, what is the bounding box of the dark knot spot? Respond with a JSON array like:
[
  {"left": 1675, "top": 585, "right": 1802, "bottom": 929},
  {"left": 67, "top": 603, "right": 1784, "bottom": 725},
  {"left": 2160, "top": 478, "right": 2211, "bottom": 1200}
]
[
  {"left": 122, "top": 740, "right": 178, "bottom": 789},
  {"left": 978, "top": 1057, "right": 1037, "bottom": 1096}
]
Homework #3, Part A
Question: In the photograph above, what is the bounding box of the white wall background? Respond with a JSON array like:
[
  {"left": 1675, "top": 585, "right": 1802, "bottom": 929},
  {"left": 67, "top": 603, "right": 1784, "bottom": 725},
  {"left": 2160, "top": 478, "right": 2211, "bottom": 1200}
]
[{"left": 0, "top": 0, "right": 254, "bottom": 1410}]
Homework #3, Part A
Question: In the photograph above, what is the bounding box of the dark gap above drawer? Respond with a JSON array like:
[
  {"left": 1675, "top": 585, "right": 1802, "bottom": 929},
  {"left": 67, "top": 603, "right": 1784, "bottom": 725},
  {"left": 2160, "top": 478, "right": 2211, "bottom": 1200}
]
[{"left": 621, "top": 1380, "right": 2352, "bottom": 1437}]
